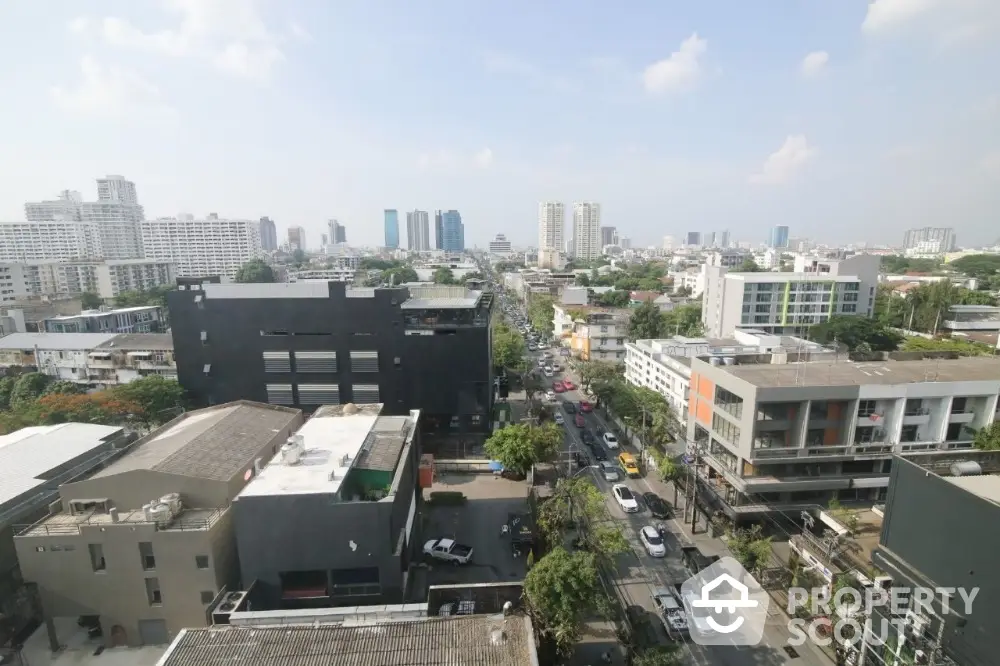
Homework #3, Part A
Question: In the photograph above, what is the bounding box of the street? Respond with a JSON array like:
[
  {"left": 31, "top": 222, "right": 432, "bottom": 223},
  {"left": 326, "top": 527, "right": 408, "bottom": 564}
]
[{"left": 516, "top": 336, "right": 832, "bottom": 666}]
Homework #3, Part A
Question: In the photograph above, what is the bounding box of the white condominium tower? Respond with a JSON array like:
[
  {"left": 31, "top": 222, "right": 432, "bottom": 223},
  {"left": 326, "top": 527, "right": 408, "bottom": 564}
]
[
  {"left": 140, "top": 216, "right": 264, "bottom": 279},
  {"left": 538, "top": 202, "right": 564, "bottom": 251},
  {"left": 572, "top": 202, "right": 601, "bottom": 260},
  {"left": 96, "top": 175, "right": 139, "bottom": 204},
  {"left": 406, "top": 210, "right": 431, "bottom": 251},
  {"left": 0, "top": 220, "right": 103, "bottom": 262}
]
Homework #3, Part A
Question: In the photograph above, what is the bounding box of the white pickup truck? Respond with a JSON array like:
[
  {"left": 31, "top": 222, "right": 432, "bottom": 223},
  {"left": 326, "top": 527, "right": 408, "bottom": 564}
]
[{"left": 423, "top": 538, "right": 474, "bottom": 564}]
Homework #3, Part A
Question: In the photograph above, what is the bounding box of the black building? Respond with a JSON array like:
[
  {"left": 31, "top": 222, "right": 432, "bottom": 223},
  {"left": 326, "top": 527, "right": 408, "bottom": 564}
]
[
  {"left": 867, "top": 456, "right": 999, "bottom": 666},
  {"left": 232, "top": 404, "right": 420, "bottom": 608},
  {"left": 168, "top": 282, "right": 493, "bottom": 433}
]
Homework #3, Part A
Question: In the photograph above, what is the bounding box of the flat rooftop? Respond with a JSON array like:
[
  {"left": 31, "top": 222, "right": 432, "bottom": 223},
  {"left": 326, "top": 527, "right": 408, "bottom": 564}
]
[
  {"left": 97, "top": 333, "right": 174, "bottom": 350},
  {"left": 0, "top": 423, "right": 122, "bottom": 508},
  {"left": 0, "top": 332, "right": 119, "bottom": 350},
  {"left": 710, "top": 355, "right": 1000, "bottom": 388},
  {"left": 726, "top": 272, "right": 858, "bottom": 282},
  {"left": 19, "top": 507, "right": 224, "bottom": 537},
  {"left": 46, "top": 306, "right": 160, "bottom": 320},
  {"left": 237, "top": 403, "right": 391, "bottom": 498},
  {"left": 158, "top": 615, "right": 536, "bottom": 666},
  {"left": 945, "top": 474, "right": 1000, "bottom": 506},
  {"left": 91, "top": 402, "right": 301, "bottom": 482}
]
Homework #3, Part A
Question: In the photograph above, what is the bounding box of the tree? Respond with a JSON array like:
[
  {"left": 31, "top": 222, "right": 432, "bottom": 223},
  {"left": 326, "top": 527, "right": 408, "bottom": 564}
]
[
  {"left": 628, "top": 301, "right": 665, "bottom": 340},
  {"left": 483, "top": 423, "right": 561, "bottom": 475},
  {"left": 656, "top": 452, "right": 679, "bottom": 482},
  {"left": 0, "top": 376, "right": 16, "bottom": 409},
  {"left": 575, "top": 273, "right": 590, "bottom": 287},
  {"left": 10, "top": 373, "right": 50, "bottom": 410},
  {"left": 463, "top": 271, "right": 485, "bottom": 281},
  {"left": 633, "top": 646, "right": 683, "bottom": 666},
  {"left": 235, "top": 259, "right": 276, "bottom": 283},
  {"left": 31, "top": 392, "right": 141, "bottom": 426},
  {"left": 727, "top": 524, "right": 773, "bottom": 576},
  {"left": 576, "top": 360, "right": 621, "bottom": 393},
  {"left": 112, "top": 376, "right": 186, "bottom": 424},
  {"left": 662, "top": 303, "right": 703, "bottom": 337},
  {"left": 974, "top": 422, "right": 1000, "bottom": 451},
  {"left": 492, "top": 323, "right": 527, "bottom": 369},
  {"left": 383, "top": 266, "right": 418, "bottom": 285},
  {"left": 809, "top": 316, "right": 903, "bottom": 352},
  {"left": 739, "top": 259, "right": 763, "bottom": 272},
  {"left": 80, "top": 292, "right": 103, "bottom": 309},
  {"left": 948, "top": 254, "right": 1000, "bottom": 280},
  {"left": 42, "top": 380, "right": 83, "bottom": 397},
  {"left": 596, "top": 290, "right": 630, "bottom": 307},
  {"left": 880, "top": 255, "right": 941, "bottom": 275},
  {"left": 676, "top": 285, "right": 693, "bottom": 297},
  {"left": 900, "top": 336, "right": 994, "bottom": 356},
  {"left": 528, "top": 295, "right": 555, "bottom": 335},
  {"left": 291, "top": 248, "right": 306, "bottom": 265},
  {"left": 114, "top": 285, "right": 173, "bottom": 309},
  {"left": 536, "top": 477, "right": 629, "bottom": 558},
  {"left": 359, "top": 258, "right": 399, "bottom": 271},
  {"left": 524, "top": 548, "right": 602, "bottom": 656}
]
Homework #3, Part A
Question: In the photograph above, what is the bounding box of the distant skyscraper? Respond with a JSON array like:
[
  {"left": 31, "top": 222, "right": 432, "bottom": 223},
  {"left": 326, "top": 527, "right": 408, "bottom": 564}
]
[
  {"left": 619, "top": 237, "right": 632, "bottom": 250},
  {"left": 406, "top": 210, "right": 431, "bottom": 251},
  {"left": 321, "top": 233, "right": 329, "bottom": 246},
  {"left": 259, "top": 217, "right": 278, "bottom": 251},
  {"left": 686, "top": 232, "right": 702, "bottom": 246},
  {"left": 440, "top": 210, "right": 465, "bottom": 252},
  {"left": 328, "top": 220, "right": 346, "bottom": 244},
  {"left": 706, "top": 231, "right": 717, "bottom": 247},
  {"left": 769, "top": 225, "right": 789, "bottom": 249},
  {"left": 663, "top": 236, "right": 676, "bottom": 250},
  {"left": 288, "top": 226, "right": 305, "bottom": 251},
  {"left": 489, "top": 233, "right": 512, "bottom": 255},
  {"left": 903, "top": 227, "right": 955, "bottom": 252},
  {"left": 719, "top": 230, "right": 731, "bottom": 249},
  {"left": 384, "top": 210, "right": 399, "bottom": 248},
  {"left": 600, "top": 226, "right": 617, "bottom": 247},
  {"left": 434, "top": 210, "right": 444, "bottom": 250},
  {"left": 96, "top": 175, "right": 138, "bottom": 204},
  {"left": 572, "top": 202, "right": 601, "bottom": 260},
  {"left": 538, "top": 202, "right": 565, "bottom": 251}
]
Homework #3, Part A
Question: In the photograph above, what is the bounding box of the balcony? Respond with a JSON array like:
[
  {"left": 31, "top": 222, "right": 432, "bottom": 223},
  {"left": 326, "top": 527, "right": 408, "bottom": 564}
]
[{"left": 902, "top": 406, "right": 930, "bottom": 425}]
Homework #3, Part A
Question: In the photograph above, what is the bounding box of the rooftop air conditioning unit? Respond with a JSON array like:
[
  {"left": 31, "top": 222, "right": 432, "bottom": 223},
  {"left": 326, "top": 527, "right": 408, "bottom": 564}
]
[{"left": 211, "top": 590, "right": 248, "bottom": 625}]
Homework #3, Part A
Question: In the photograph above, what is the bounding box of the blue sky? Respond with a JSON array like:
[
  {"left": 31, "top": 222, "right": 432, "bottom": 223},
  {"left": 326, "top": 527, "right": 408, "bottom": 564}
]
[{"left": 1, "top": 0, "right": 998, "bottom": 248}]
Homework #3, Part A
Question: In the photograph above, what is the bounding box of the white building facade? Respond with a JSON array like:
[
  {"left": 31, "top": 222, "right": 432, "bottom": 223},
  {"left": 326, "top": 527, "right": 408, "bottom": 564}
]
[
  {"left": 488, "top": 234, "right": 513, "bottom": 256},
  {"left": 140, "top": 217, "right": 264, "bottom": 279},
  {"left": 0, "top": 221, "right": 104, "bottom": 262},
  {"left": 572, "top": 202, "right": 601, "bottom": 260},
  {"left": 538, "top": 202, "right": 565, "bottom": 251},
  {"left": 0, "top": 260, "right": 176, "bottom": 299}
]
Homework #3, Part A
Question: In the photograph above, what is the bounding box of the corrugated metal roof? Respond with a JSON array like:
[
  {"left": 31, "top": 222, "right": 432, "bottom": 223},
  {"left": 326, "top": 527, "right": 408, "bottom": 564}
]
[
  {"left": 401, "top": 297, "right": 480, "bottom": 309},
  {"left": 91, "top": 402, "right": 300, "bottom": 482},
  {"left": 0, "top": 332, "right": 120, "bottom": 350},
  {"left": 96, "top": 333, "right": 174, "bottom": 350},
  {"left": 0, "top": 423, "right": 122, "bottom": 507},
  {"left": 159, "top": 616, "right": 535, "bottom": 666}
]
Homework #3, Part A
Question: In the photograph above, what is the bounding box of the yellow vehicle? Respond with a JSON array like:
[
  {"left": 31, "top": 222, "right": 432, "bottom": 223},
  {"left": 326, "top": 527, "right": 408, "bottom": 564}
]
[{"left": 618, "top": 452, "right": 640, "bottom": 478}]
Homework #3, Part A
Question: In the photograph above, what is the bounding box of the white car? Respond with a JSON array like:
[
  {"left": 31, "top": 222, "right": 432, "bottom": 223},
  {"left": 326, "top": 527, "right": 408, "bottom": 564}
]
[
  {"left": 537, "top": 359, "right": 547, "bottom": 367},
  {"left": 612, "top": 484, "right": 639, "bottom": 513},
  {"left": 543, "top": 369, "right": 554, "bottom": 378},
  {"left": 537, "top": 343, "right": 549, "bottom": 350},
  {"left": 639, "top": 525, "right": 667, "bottom": 557},
  {"left": 554, "top": 413, "right": 565, "bottom": 425},
  {"left": 545, "top": 390, "right": 556, "bottom": 401},
  {"left": 603, "top": 432, "right": 619, "bottom": 449},
  {"left": 551, "top": 363, "right": 562, "bottom": 372}
]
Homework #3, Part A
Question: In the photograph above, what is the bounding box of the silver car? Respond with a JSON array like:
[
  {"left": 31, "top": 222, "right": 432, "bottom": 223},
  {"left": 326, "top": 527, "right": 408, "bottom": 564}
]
[{"left": 599, "top": 461, "right": 619, "bottom": 481}]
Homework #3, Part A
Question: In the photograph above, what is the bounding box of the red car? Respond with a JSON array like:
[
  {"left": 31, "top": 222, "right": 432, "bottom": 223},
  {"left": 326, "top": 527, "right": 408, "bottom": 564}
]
[
  {"left": 579, "top": 400, "right": 593, "bottom": 413},
  {"left": 562, "top": 379, "right": 576, "bottom": 390},
  {"left": 552, "top": 381, "right": 566, "bottom": 393},
  {"left": 575, "top": 413, "right": 586, "bottom": 428}
]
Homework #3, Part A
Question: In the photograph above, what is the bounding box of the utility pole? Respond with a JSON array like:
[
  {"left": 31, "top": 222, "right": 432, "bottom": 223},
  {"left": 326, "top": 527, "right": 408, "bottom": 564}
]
[{"left": 684, "top": 440, "right": 704, "bottom": 532}]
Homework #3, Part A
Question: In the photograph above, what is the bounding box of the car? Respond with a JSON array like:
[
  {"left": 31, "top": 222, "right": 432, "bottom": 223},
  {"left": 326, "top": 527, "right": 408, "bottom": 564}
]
[
  {"left": 640, "top": 525, "right": 667, "bottom": 557},
  {"left": 561, "top": 379, "right": 575, "bottom": 390},
  {"left": 579, "top": 400, "right": 592, "bottom": 413},
  {"left": 542, "top": 351, "right": 553, "bottom": 359},
  {"left": 563, "top": 401, "right": 577, "bottom": 414},
  {"left": 590, "top": 445, "right": 608, "bottom": 461},
  {"left": 643, "top": 492, "right": 672, "bottom": 519},
  {"left": 575, "top": 413, "right": 586, "bottom": 428},
  {"left": 553, "top": 413, "right": 565, "bottom": 425},
  {"left": 652, "top": 589, "right": 689, "bottom": 636},
  {"left": 537, "top": 358, "right": 546, "bottom": 367},
  {"left": 545, "top": 390, "right": 556, "bottom": 401},
  {"left": 618, "top": 452, "right": 640, "bottom": 478},
  {"left": 612, "top": 484, "right": 639, "bottom": 513},
  {"left": 528, "top": 344, "right": 537, "bottom": 351},
  {"left": 551, "top": 363, "right": 562, "bottom": 372},
  {"left": 552, "top": 381, "right": 566, "bottom": 393},
  {"left": 599, "top": 460, "right": 620, "bottom": 481},
  {"left": 423, "top": 538, "right": 474, "bottom": 564},
  {"left": 537, "top": 343, "right": 549, "bottom": 350},
  {"left": 603, "top": 432, "right": 619, "bottom": 449},
  {"left": 543, "top": 369, "right": 554, "bottom": 378}
]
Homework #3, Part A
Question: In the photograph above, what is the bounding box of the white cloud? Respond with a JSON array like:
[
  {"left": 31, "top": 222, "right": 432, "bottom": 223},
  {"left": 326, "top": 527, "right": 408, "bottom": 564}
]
[
  {"left": 50, "top": 56, "right": 171, "bottom": 118},
  {"left": 95, "top": 0, "right": 286, "bottom": 81},
  {"left": 749, "top": 135, "right": 815, "bottom": 185},
  {"left": 799, "top": 51, "right": 829, "bottom": 78},
  {"left": 288, "top": 21, "right": 312, "bottom": 43},
  {"left": 474, "top": 148, "right": 494, "bottom": 169},
  {"left": 642, "top": 33, "right": 707, "bottom": 95},
  {"left": 862, "top": 0, "right": 940, "bottom": 33},
  {"left": 68, "top": 17, "right": 90, "bottom": 34}
]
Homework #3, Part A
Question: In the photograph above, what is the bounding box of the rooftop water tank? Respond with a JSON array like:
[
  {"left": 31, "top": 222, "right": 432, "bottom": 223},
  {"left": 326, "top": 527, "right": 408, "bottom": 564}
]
[
  {"left": 160, "top": 493, "right": 182, "bottom": 515},
  {"left": 709, "top": 357, "right": 722, "bottom": 366},
  {"left": 148, "top": 504, "right": 172, "bottom": 524},
  {"left": 281, "top": 442, "right": 302, "bottom": 465},
  {"left": 950, "top": 461, "right": 983, "bottom": 477},
  {"left": 723, "top": 357, "right": 736, "bottom": 365}
]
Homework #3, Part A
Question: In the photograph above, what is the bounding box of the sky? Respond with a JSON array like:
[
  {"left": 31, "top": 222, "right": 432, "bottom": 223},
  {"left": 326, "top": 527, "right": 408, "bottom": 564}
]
[{"left": 0, "top": 0, "right": 998, "bottom": 249}]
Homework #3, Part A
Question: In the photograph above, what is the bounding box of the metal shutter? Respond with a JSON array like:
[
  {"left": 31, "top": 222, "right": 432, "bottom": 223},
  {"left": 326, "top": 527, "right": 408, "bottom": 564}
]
[
  {"left": 297, "top": 383, "right": 341, "bottom": 405},
  {"left": 295, "top": 351, "right": 338, "bottom": 373},
  {"left": 262, "top": 351, "right": 291, "bottom": 372},
  {"left": 350, "top": 350, "right": 379, "bottom": 372},
  {"left": 352, "top": 384, "right": 380, "bottom": 404},
  {"left": 266, "top": 383, "right": 294, "bottom": 405}
]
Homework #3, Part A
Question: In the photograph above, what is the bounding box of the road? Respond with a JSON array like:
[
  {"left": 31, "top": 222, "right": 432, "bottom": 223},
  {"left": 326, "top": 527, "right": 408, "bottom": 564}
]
[{"left": 516, "top": 335, "right": 831, "bottom": 666}]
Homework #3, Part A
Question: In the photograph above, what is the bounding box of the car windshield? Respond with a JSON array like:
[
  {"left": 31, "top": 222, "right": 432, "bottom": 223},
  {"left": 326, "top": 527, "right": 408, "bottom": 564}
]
[
  {"left": 607, "top": 434, "right": 617, "bottom": 441},
  {"left": 617, "top": 487, "right": 633, "bottom": 500},
  {"left": 645, "top": 532, "right": 663, "bottom": 546}
]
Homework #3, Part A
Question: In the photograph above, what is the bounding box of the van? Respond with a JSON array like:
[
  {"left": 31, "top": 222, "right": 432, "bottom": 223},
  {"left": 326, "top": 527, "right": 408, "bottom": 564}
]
[{"left": 618, "top": 452, "right": 640, "bottom": 478}]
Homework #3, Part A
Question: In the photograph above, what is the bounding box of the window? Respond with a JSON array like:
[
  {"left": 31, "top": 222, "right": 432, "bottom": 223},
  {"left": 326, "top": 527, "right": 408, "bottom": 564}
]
[
  {"left": 715, "top": 387, "right": 744, "bottom": 418},
  {"left": 145, "top": 577, "right": 163, "bottom": 605},
  {"left": 295, "top": 351, "right": 338, "bottom": 373},
  {"left": 298, "top": 383, "right": 340, "bottom": 405},
  {"left": 951, "top": 397, "right": 968, "bottom": 414},
  {"left": 195, "top": 555, "right": 210, "bottom": 569},
  {"left": 712, "top": 412, "right": 741, "bottom": 445},
  {"left": 88, "top": 543, "right": 106, "bottom": 572},
  {"left": 139, "top": 542, "right": 155, "bottom": 570},
  {"left": 200, "top": 590, "right": 215, "bottom": 604},
  {"left": 900, "top": 425, "right": 919, "bottom": 442},
  {"left": 266, "top": 383, "right": 294, "bottom": 405},
  {"left": 353, "top": 384, "right": 380, "bottom": 404},
  {"left": 755, "top": 293, "right": 772, "bottom": 302},
  {"left": 843, "top": 292, "right": 858, "bottom": 302},
  {"left": 262, "top": 351, "right": 291, "bottom": 373},
  {"left": 858, "top": 400, "right": 877, "bottom": 417},
  {"left": 842, "top": 304, "right": 857, "bottom": 313},
  {"left": 755, "top": 304, "right": 770, "bottom": 313},
  {"left": 350, "top": 350, "right": 379, "bottom": 372}
]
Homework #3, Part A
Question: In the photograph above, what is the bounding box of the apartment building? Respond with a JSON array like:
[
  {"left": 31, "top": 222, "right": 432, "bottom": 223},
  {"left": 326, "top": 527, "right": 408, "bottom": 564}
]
[
  {"left": 572, "top": 202, "right": 601, "bottom": 260},
  {"left": 259, "top": 217, "right": 278, "bottom": 252},
  {"left": 538, "top": 202, "right": 565, "bottom": 252},
  {"left": 0, "top": 221, "right": 104, "bottom": 262},
  {"left": 140, "top": 217, "right": 264, "bottom": 279},
  {"left": 233, "top": 403, "right": 420, "bottom": 608},
  {"left": 0, "top": 333, "right": 176, "bottom": 385},
  {"left": 702, "top": 254, "right": 879, "bottom": 338},
  {"left": 0, "top": 423, "right": 132, "bottom": 646},
  {"left": 406, "top": 211, "right": 431, "bottom": 252},
  {"left": 552, "top": 304, "right": 630, "bottom": 361},
  {"left": 43, "top": 305, "right": 164, "bottom": 334},
  {"left": 286, "top": 268, "right": 357, "bottom": 283},
  {"left": 685, "top": 351, "right": 1000, "bottom": 522},
  {"left": 167, "top": 282, "right": 494, "bottom": 433},
  {"left": 902, "top": 226, "right": 956, "bottom": 252},
  {"left": 13, "top": 402, "right": 303, "bottom": 646},
  {"left": 0, "top": 260, "right": 175, "bottom": 300},
  {"left": 488, "top": 234, "right": 512, "bottom": 256}
]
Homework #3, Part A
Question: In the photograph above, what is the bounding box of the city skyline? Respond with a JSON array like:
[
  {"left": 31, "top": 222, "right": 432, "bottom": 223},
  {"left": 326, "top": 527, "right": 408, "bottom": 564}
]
[{"left": 2, "top": 2, "right": 996, "bottom": 248}]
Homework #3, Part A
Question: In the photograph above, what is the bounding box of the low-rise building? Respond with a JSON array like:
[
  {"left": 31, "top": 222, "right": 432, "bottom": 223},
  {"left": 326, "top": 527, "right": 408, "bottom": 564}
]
[
  {"left": 552, "top": 304, "right": 630, "bottom": 361},
  {"left": 42, "top": 305, "right": 165, "bottom": 334},
  {"left": 233, "top": 403, "right": 420, "bottom": 608},
  {"left": 13, "top": 402, "right": 303, "bottom": 646},
  {"left": 0, "top": 260, "right": 175, "bottom": 300},
  {"left": 286, "top": 268, "right": 357, "bottom": 283},
  {"left": 93, "top": 333, "right": 177, "bottom": 382},
  {"left": 942, "top": 304, "right": 1000, "bottom": 346},
  {"left": 685, "top": 351, "right": 1000, "bottom": 521}
]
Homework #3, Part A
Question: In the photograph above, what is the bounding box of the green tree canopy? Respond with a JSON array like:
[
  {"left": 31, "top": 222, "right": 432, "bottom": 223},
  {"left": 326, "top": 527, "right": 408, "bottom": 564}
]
[
  {"left": 628, "top": 301, "right": 666, "bottom": 340},
  {"left": 432, "top": 267, "right": 457, "bottom": 284},
  {"left": 536, "top": 476, "right": 629, "bottom": 559},
  {"left": 739, "top": 259, "right": 764, "bottom": 272},
  {"left": 662, "top": 303, "right": 703, "bottom": 337},
  {"left": 900, "top": 336, "right": 994, "bottom": 356},
  {"left": 596, "top": 290, "right": 630, "bottom": 307},
  {"left": 235, "top": 259, "right": 277, "bottom": 283},
  {"left": 10, "top": 373, "right": 50, "bottom": 410},
  {"left": 633, "top": 646, "right": 683, "bottom": 666},
  {"left": 359, "top": 258, "right": 400, "bottom": 271},
  {"left": 112, "top": 376, "right": 187, "bottom": 424},
  {"left": 80, "top": 292, "right": 103, "bottom": 309},
  {"left": 576, "top": 360, "right": 621, "bottom": 393},
  {"left": 483, "top": 422, "right": 562, "bottom": 475},
  {"left": 727, "top": 524, "right": 773, "bottom": 576},
  {"left": 384, "top": 266, "right": 418, "bottom": 285},
  {"left": 880, "top": 255, "right": 942, "bottom": 274},
  {"left": 42, "top": 380, "right": 83, "bottom": 397},
  {"left": 524, "top": 548, "right": 602, "bottom": 656},
  {"left": 974, "top": 422, "right": 1000, "bottom": 451},
  {"left": 492, "top": 323, "right": 527, "bottom": 369},
  {"left": 0, "top": 376, "right": 17, "bottom": 410},
  {"left": 528, "top": 295, "right": 555, "bottom": 335},
  {"left": 809, "top": 316, "right": 903, "bottom": 352},
  {"left": 950, "top": 254, "right": 1000, "bottom": 279}
]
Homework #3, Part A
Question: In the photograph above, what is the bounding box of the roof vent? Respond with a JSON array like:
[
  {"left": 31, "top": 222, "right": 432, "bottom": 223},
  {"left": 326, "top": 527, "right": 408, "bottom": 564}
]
[{"left": 343, "top": 403, "right": 359, "bottom": 415}]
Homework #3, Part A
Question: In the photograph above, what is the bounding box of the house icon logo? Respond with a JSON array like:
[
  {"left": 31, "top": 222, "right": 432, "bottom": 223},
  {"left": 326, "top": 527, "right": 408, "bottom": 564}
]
[{"left": 680, "top": 556, "right": 770, "bottom": 646}]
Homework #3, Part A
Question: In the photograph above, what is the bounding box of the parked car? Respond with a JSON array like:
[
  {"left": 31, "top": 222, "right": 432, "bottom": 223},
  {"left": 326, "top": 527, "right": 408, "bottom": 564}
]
[
  {"left": 552, "top": 381, "right": 566, "bottom": 393},
  {"left": 545, "top": 390, "right": 556, "bottom": 401},
  {"left": 639, "top": 525, "right": 667, "bottom": 557},
  {"left": 643, "top": 492, "right": 672, "bottom": 519},
  {"left": 563, "top": 401, "right": 577, "bottom": 414},
  {"left": 579, "top": 400, "right": 592, "bottom": 412},
  {"left": 612, "top": 484, "right": 639, "bottom": 513},
  {"left": 603, "top": 432, "right": 619, "bottom": 449},
  {"left": 600, "top": 461, "right": 620, "bottom": 481},
  {"left": 423, "top": 538, "right": 474, "bottom": 564},
  {"left": 575, "top": 413, "right": 586, "bottom": 428},
  {"left": 544, "top": 369, "right": 554, "bottom": 378},
  {"left": 554, "top": 413, "right": 565, "bottom": 426},
  {"left": 551, "top": 363, "right": 562, "bottom": 372},
  {"left": 561, "top": 379, "right": 575, "bottom": 390}
]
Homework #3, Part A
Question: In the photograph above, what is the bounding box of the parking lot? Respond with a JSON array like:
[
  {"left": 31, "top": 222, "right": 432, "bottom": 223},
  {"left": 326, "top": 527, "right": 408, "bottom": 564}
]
[{"left": 419, "top": 473, "right": 531, "bottom": 588}]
